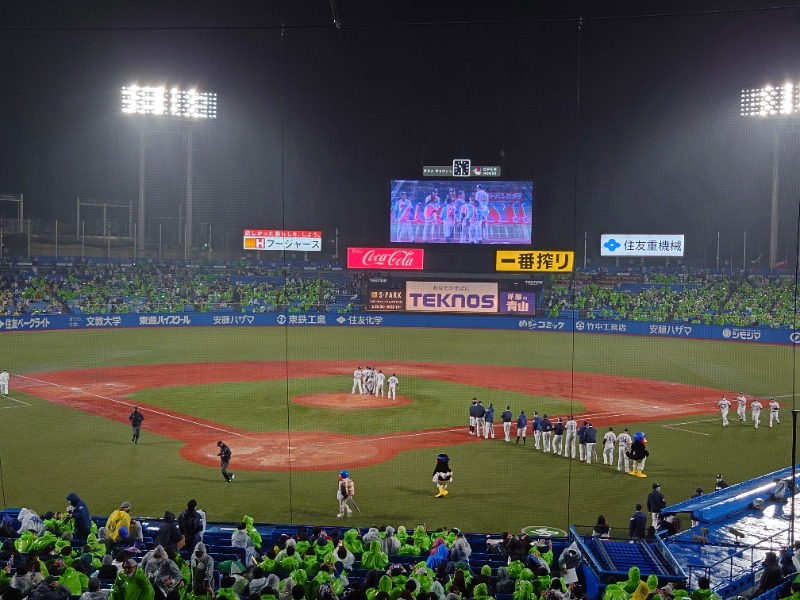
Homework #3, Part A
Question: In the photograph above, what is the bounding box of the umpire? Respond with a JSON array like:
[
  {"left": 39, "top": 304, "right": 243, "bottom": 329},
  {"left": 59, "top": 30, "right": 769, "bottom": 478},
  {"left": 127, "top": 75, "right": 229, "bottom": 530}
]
[{"left": 129, "top": 407, "right": 144, "bottom": 444}]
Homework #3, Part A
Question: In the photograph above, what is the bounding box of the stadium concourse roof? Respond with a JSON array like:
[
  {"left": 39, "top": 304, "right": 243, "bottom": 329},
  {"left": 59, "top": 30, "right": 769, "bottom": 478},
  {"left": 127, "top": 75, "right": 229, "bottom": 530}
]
[{"left": 661, "top": 465, "right": 800, "bottom": 592}]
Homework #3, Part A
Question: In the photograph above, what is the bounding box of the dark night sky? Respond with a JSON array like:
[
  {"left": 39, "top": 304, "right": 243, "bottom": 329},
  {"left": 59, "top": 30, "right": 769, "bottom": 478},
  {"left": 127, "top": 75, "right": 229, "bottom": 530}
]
[{"left": 2, "top": 0, "right": 800, "bottom": 266}]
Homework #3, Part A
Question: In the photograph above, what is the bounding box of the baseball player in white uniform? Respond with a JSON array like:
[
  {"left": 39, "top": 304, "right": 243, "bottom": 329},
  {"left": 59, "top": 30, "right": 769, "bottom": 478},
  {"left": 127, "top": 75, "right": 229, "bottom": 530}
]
[
  {"left": 736, "top": 392, "right": 747, "bottom": 422},
  {"left": 351, "top": 367, "right": 363, "bottom": 395},
  {"left": 0, "top": 369, "right": 8, "bottom": 396},
  {"left": 563, "top": 415, "right": 577, "bottom": 458},
  {"left": 475, "top": 184, "right": 490, "bottom": 241},
  {"left": 616, "top": 428, "right": 632, "bottom": 473},
  {"left": 374, "top": 370, "right": 385, "bottom": 397},
  {"left": 387, "top": 373, "right": 398, "bottom": 400},
  {"left": 602, "top": 427, "right": 617, "bottom": 466},
  {"left": 361, "top": 367, "right": 371, "bottom": 394},
  {"left": 718, "top": 395, "right": 731, "bottom": 426},
  {"left": 751, "top": 398, "right": 763, "bottom": 429},
  {"left": 769, "top": 398, "right": 781, "bottom": 427}
]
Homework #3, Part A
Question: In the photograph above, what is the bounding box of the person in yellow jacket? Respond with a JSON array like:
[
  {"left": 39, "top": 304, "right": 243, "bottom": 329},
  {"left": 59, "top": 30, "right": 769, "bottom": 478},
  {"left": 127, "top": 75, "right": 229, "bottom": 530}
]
[{"left": 105, "top": 502, "right": 132, "bottom": 542}]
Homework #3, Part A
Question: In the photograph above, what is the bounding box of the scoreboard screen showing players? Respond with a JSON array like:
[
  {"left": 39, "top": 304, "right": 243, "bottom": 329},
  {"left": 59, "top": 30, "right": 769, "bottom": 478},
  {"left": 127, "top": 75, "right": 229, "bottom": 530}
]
[{"left": 390, "top": 180, "right": 533, "bottom": 245}]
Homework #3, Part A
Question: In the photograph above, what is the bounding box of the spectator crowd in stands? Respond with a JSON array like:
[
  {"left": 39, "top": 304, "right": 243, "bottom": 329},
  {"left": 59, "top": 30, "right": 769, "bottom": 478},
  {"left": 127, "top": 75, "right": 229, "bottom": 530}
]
[
  {"left": 0, "top": 262, "right": 354, "bottom": 316},
  {"left": 0, "top": 259, "right": 798, "bottom": 329},
  {"left": 545, "top": 271, "right": 799, "bottom": 329},
  {"left": 0, "top": 500, "right": 595, "bottom": 600}
]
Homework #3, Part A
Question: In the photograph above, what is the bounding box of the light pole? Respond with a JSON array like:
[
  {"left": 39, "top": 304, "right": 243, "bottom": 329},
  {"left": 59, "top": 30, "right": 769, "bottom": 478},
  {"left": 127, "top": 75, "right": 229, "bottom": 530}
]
[
  {"left": 741, "top": 83, "right": 798, "bottom": 269},
  {"left": 121, "top": 85, "right": 217, "bottom": 259}
]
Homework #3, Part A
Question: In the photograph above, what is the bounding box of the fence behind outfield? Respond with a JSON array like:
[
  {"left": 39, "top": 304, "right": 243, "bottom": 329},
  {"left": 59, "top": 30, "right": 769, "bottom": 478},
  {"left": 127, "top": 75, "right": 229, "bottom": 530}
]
[{"left": 0, "top": 310, "right": 797, "bottom": 345}]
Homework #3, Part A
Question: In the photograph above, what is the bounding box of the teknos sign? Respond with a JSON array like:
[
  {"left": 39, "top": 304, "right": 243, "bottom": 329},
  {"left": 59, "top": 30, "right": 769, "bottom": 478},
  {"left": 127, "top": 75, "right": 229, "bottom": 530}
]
[
  {"left": 405, "top": 281, "right": 498, "bottom": 313},
  {"left": 347, "top": 248, "right": 425, "bottom": 270}
]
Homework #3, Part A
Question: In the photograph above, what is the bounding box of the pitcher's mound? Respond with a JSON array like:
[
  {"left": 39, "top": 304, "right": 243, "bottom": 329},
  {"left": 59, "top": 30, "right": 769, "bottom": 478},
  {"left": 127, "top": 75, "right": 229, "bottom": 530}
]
[{"left": 293, "top": 392, "right": 411, "bottom": 408}]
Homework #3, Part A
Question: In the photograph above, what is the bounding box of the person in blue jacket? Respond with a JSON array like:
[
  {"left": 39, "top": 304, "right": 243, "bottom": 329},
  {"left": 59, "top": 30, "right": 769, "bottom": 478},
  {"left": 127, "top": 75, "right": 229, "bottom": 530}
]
[
  {"left": 484, "top": 403, "right": 495, "bottom": 439},
  {"left": 516, "top": 411, "right": 528, "bottom": 445},
  {"left": 540, "top": 414, "right": 553, "bottom": 452},
  {"left": 531, "top": 412, "right": 541, "bottom": 449},
  {"left": 578, "top": 421, "right": 589, "bottom": 461},
  {"left": 66, "top": 493, "right": 91, "bottom": 540},
  {"left": 584, "top": 423, "right": 598, "bottom": 464}
]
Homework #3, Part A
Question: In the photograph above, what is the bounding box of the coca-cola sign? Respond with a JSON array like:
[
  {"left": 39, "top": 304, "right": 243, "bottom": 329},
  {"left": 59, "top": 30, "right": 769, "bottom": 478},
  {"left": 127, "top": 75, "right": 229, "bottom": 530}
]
[{"left": 347, "top": 247, "right": 425, "bottom": 270}]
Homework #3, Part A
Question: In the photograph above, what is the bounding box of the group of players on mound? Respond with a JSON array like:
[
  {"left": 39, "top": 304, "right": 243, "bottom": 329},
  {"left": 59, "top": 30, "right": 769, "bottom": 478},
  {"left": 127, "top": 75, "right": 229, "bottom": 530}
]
[{"left": 351, "top": 367, "right": 398, "bottom": 400}]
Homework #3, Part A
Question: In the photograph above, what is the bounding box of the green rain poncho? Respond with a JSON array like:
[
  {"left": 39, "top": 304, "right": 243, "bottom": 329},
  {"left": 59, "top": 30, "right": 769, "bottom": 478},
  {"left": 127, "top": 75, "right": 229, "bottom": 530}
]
[
  {"left": 361, "top": 540, "right": 389, "bottom": 571},
  {"left": 258, "top": 555, "right": 277, "bottom": 573},
  {"left": 242, "top": 516, "right": 262, "bottom": 550},
  {"left": 215, "top": 586, "right": 238, "bottom": 600},
  {"left": 510, "top": 564, "right": 530, "bottom": 581},
  {"left": 603, "top": 581, "right": 629, "bottom": 600},
  {"left": 343, "top": 530, "right": 364, "bottom": 555},
  {"left": 395, "top": 527, "right": 409, "bottom": 545},
  {"left": 622, "top": 567, "right": 641, "bottom": 595},
  {"left": 412, "top": 526, "right": 431, "bottom": 552},
  {"left": 513, "top": 580, "right": 535, "bottom": 600},
  {"left": 280, "top": 552, "right": 301, "bottom": 574},
  {"left": 313, "top": 571, "right": 345, "bottom": 597},
  {"left": 508, "top": 560, "right": 533, "bottom": 579},
  {"left": 111, "top": 567, "right": 155, "bottom": 600},
  {"left": 399, "top": 541, "right": 421, "bottom": 556},
  {"left": 287, "top": 567, "right": 311, "bottom": 600},
  {"left": 474, "top": 583, "right": 494, "bottom": 600},
  {"left": 29, "top": 531, "right": 59, "bottom": 553},
  {"left": 301, "top": 552, "right": 320, "bottom": 576},
  {"left": 366, "top": 574, "right": 394, "bottom": 600},
  {"left": 313, "top": 538, "right": 334, "bottom": 561},
  {"left": 59, "top": 566, "right": 89, "bottom": 595}
]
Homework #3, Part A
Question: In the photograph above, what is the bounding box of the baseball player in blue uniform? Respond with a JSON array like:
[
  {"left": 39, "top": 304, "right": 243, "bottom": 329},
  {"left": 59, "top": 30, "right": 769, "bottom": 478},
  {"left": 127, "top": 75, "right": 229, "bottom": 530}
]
[
  {"left": 516, "top": 410, "right": 528, "bottom": 445},
  {"left": 532, "top": 412, "right": 542, "bottom": 450},
  {"left": 501, "top": 405, "right": 513, "bottom": 442}
]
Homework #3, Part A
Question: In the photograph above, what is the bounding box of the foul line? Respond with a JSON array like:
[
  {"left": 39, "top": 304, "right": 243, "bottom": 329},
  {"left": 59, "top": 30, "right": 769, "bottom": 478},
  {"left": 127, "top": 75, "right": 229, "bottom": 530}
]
[
  {"left": 14, "top": 374, "right": 257, "bottom": 441},
  {"left": 0, "top": 395, "right": 32, "bottom": 408},
  {"left": 661, "top": 417, "right": 720, "bottom": 436}
]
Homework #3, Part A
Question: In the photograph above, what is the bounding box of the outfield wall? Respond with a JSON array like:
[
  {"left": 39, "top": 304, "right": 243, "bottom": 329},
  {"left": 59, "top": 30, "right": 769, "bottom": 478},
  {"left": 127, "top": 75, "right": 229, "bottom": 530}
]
[{"left": 1, "top": 312, "right": 797, "bottom": 345}]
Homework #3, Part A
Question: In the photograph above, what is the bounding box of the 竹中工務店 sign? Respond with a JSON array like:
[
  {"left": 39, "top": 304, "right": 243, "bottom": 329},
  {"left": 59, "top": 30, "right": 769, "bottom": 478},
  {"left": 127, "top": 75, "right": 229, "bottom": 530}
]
[
  {"left": 243, "top": 230, "right": 322, "bottom": 252},
  {"left": 495, "top": 250, "right": 574, "bottom": 272}
]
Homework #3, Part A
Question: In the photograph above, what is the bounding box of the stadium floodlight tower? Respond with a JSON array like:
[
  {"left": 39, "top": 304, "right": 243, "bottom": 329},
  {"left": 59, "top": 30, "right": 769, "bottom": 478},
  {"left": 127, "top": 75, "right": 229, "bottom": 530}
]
[
  {"left": 740, "top": 83, "right": 799, "bottom": 269},
  {"left": 121, "top": 84, "right": 217, "bottom": 258}
]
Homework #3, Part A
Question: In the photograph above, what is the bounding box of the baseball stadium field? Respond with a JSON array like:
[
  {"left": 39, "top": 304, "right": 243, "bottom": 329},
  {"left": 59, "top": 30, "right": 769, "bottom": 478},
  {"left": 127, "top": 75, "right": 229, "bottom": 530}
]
[{"left": 0, "top": 324, "right": 794, "bottom": 534}]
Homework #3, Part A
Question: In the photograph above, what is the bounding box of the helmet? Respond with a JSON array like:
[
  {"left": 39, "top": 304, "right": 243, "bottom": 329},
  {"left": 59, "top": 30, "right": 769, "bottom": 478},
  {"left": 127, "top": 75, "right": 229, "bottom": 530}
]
[
  {"left": 633, "top": 431, "right": 646, "bottom": 442},
  {"left": 340, "top": 470, "right": 349, "bottom": 478}
]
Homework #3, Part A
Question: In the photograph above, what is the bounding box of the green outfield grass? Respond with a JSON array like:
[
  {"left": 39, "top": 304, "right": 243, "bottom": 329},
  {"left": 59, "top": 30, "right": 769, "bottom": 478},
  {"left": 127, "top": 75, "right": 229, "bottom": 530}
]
[{"left": 0, "top": 325, "right": 796, "bottom": 534}]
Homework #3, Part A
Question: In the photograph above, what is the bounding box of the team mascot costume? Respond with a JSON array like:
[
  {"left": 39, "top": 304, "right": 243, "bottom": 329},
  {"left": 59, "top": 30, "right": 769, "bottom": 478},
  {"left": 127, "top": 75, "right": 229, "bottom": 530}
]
[
  {"left": 337, "top": 470, "right": 355, "bottom": 518},
  {"left": 432, "top": 454, "right": 452, "bottom": 498},
  {"left": 626, "top": 432, "right": 650, "bottom": 478}
]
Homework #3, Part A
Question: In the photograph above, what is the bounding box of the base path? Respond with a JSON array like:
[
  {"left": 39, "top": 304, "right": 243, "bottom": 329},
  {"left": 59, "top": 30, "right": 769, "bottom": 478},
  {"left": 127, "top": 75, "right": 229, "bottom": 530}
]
[{"left": 14, "top": 361, "right": 723, "bottom": 472}]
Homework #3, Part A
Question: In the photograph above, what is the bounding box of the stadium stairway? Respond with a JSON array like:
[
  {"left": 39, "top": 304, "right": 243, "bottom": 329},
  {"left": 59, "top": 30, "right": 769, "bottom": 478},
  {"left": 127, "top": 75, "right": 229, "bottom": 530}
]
[
  {"left": 568, "top": 525, "right": 687, "bottom": 600},
  {"left": 660, "top": 465, "right": 800, "bottom": 597}
]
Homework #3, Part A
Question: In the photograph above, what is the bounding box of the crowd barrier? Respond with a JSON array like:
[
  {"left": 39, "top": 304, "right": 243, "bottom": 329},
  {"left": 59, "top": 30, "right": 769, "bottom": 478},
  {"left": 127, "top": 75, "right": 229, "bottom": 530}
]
[{"left": 0, "top": 311, "right": 798, "bottom": 345}]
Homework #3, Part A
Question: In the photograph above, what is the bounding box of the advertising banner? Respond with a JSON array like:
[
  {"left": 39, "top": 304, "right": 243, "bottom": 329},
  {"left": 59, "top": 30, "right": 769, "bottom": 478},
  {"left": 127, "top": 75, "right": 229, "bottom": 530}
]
[
  {"left": 496, "top": 250, "right": 574, "bottom": 272},
  {"left": 601, "top": 234, "right": 684, "bottom": 257},
  {"left": 348, "top": 248, "right": 424, "bottom": 270},
  {"left": 405, "top": 281, "right": 498, "bottom": 313},
  {"left": 243, "top": 230, "right": 322, "bottom": 252}
]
